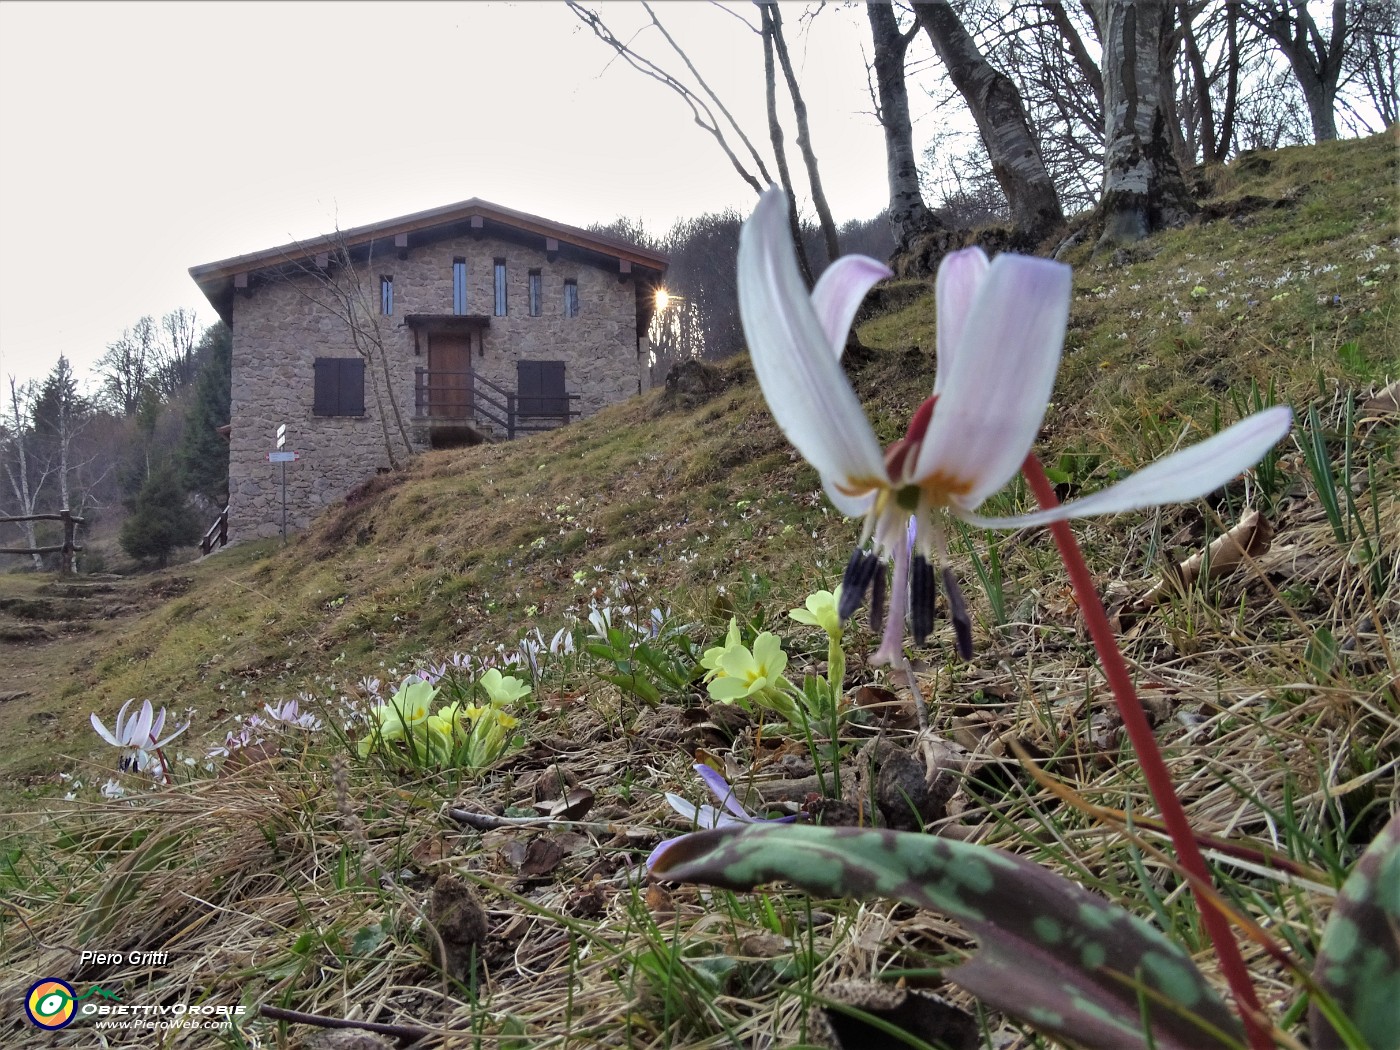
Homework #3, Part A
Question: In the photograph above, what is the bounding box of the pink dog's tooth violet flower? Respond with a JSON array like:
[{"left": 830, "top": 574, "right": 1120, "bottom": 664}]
[
  {"left": 737, "top": 187, "right": 1292, "bottom": 666},
  {"left": 91, "top": 698, "right": 189, "bottom": 778},
  {"left": 647, "top": 763, "right": 799, "bottom": 869}
]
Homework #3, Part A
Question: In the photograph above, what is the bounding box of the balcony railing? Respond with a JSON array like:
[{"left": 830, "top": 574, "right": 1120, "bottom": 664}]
[{"left": 414, "top": 368, "right": 580, "bottom": 440}]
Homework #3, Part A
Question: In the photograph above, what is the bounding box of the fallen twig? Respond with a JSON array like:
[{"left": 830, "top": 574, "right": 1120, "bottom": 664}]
[{"left": 259, "top": 1003, "right": 431, "bottom": 1043}]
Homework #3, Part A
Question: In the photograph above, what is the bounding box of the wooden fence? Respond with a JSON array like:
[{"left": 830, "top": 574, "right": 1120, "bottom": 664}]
[{"left": 0, "top": 508, "right": 84, "bottom": 572}]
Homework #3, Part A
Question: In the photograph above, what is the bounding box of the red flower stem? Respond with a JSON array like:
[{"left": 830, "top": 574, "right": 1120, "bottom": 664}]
[{"left": 1021, "top": 453, "right": 1271, "bottom": 1050}]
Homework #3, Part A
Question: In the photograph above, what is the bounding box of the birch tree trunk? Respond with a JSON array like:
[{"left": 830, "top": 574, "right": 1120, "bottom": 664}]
[
  {"left": 867, "top": 3, "right": 942, "bottom": 254},
  {"left": 1092, "top": 0, "right": 1196, "bottom": 249},
  {"left": 916, "top": 1, "right": 1064, "bottom": 244},
  {"left": 4, "top": 379, "right": 44, "bottom": 569}
]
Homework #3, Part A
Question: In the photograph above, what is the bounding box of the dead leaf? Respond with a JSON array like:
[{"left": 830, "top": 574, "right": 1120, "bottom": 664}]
[
  {"left": 808, "top": 980, "right": 978, "bottom": 1050},
  {"left": 1139, "top": 508, "right": 1274, "bottom": 606},
  {"left": 515, "top": 836, "right": 565, "bottom": 878},
  {"left": 1360, "top": 380, "right": 1399, "bottom": 418},
  {"left": 531, "top": 786, "right": 595, "bottom": 821},
  {"left": 852, "top": 684, "right": 919, "bottom": 730},
  {"left": 737, "top": 931, "right": 789, "bottom": 957}
]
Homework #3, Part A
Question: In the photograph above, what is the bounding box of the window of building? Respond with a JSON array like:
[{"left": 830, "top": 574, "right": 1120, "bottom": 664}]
[
  {"left": 528, "top": 270, "right": 542, "bottom": 317},
  {"left": 517, "top": 360, "right": 568, "bottom": 417},
  {"left": 313, "top": 358, "right": 366, "bottom": 416},
  {"left": 494, "top": 259, "right": 507, "bottom": 316},
  {"left": 453, "top": 259, "right": 467, "bottom": 315},
  {"left": 563, "top": 278, "right": 579, "bottom": 318},
  {"left": 380, "top": 275, "right": 393, "bottom": 315}
]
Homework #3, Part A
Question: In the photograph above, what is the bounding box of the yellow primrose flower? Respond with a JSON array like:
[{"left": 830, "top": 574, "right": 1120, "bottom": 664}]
[
  {"left": 788, "top": 586, "right": 843, "bottom": 638},
  {"left": 479, "top": 668, "right": 531, "bottom": 706},
  {"left": 700, "top": 618, "right": 743, "bottom": 682},
  {"left": 388, "top": 678, "right": 437, "bottom": 724},
  {"left": 709, "top": 632, "right": 789, "bottom": 703}
]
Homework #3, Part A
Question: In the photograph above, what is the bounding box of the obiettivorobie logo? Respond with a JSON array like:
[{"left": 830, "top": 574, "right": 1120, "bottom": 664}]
[{"left": 24, "top": 978, "right": 121, "bottom": 1030}]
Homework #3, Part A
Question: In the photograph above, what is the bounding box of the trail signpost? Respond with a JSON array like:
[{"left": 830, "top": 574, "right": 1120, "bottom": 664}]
[{"left": 271, "top": 424, "right": 296, "bottom": 543}]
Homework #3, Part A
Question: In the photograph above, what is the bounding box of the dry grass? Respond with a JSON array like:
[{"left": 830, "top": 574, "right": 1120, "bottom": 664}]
[{"left": 1, "top": 132, "right": 1396, "bottom": 1049}]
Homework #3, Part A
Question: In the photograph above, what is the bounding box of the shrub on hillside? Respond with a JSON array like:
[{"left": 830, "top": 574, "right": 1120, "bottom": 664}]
[{"left": 119, "top": 464, "right": 199, "bottom": 567}]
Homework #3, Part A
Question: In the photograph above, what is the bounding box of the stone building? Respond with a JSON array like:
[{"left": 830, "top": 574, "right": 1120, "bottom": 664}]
[{"left": 189, "top": 199, "right": 668, "bottom": 544}]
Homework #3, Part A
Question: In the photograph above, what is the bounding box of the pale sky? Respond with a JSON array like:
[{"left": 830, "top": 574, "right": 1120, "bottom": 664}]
[{"left": 0, "top": 1, "right": 922, "bottom": 395}]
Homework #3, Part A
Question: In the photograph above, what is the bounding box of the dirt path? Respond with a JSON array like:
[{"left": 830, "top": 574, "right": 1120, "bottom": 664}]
[{"left": 0, "top": 572, "right": 191, "bottom": 797}]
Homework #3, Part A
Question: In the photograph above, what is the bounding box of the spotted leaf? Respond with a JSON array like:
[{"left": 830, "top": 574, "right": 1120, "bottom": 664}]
[
  {"left": 1311, "top": 811, "right": 1400, "bottom": 1050},
  {"left": 652, "top": 823, "right": 1242, "bottom": 1050}
]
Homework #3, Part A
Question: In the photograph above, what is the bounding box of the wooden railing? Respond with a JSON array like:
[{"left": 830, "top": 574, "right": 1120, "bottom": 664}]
[
  {"left": 201, "top": 505, "right": 229, "bottom": 556},
  {"left": 414, "top": 368, "right": 580, "bottom": 440},
  {"left": 0, "top": 508, "right": 84, "bottom": 572}
]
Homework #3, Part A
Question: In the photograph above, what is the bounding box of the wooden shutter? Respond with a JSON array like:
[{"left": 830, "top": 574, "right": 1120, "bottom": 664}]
[
  {"left": 313, "top": 358, "right": 365, "bottom": 416},
  {"left": 517, "top": 360, "right": 567, "bottom": 417}
]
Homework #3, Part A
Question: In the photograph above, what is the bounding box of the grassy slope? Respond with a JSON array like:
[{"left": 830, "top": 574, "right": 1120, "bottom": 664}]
[{"left": 1, "top": 132, "right": 1396, "bottom": 1049}]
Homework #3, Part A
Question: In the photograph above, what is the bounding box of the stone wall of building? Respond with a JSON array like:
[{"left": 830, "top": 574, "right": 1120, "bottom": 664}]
[{"left": 226, "top": 230, "right": 647, "bottom": 543}]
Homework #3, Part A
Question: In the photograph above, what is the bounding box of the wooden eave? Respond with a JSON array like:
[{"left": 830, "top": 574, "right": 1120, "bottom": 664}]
[
  {"left": 403, "top": 313, "right": 492, "bottom": 331},
  {"left": 189, "top": 198, "right": 669, "bottom": 326}
]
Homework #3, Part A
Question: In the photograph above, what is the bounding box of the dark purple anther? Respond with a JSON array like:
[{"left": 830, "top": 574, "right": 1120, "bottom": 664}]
[
  {"left": 838, "top": 548, "right": 880, "bottom": 622},
  {"left": 942, "top": 566, "right": 973, "bottom": 659}
]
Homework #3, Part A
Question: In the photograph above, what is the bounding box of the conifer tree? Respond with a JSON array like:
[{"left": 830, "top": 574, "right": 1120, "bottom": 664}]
[
  {"left": 177, "top": 322, "right": 231, "bottom": 504},
  {"left": 119, "top": 462, "right": 199, "bottom": 568}
]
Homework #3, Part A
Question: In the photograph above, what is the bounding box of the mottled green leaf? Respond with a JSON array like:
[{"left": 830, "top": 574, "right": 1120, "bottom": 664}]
[
  {"left": 652, "top": 823, "right": 1243, "bottom": 1050},
  {"left": 1311, "top": 811, "right": 1400, "bottom": 1050}
]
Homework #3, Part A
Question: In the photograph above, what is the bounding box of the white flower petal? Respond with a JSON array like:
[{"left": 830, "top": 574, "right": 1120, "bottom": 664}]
[
  {"left": 934, "top": 247, "right": 990, "bottom": 394},
  {"left": 91, "top": 713, "right": 122, "bottom": 749},
  {"left": 739, "top": 188, "right": 889, "bottom": 496},
  {"left": 664, "top": 793, "right": 700, "bottom": 824},
  {"left": 129, "top": 701, "right": 155, "bottom": 748},
  {"left": 810, "top": 255, "right": 892, "bottom": 359},
  {"left": 154, "top": 720, "right": 190, "bottom": 749},
  {"left": 695, "top": 763, "right": 753, "bottom": 820},
  {"left": 961, "top": 406, "right": 1293, "bottom": 529},
  {"left": 822, "top": 476, "right": 876, "bottom": 517},
  {"left": 915, "top": 254, "right": 1072, "bottom": 506}
]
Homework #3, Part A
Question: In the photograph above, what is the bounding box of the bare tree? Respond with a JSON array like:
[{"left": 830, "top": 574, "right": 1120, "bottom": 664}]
[
  {"left": 97, "top": 316, "right": 159, "bottom": 416},
  {"left": 567, "top": 1, "right": 773, "bottom": 195},
  {"left": 155, "top": 307, "right": 201, "bottom": 395},
  {"left": 866, "top": 3, "right": 943, "bottom": 253},
  {"left": 762, "top": 2, "right": 841, "bottom": 266},
  {"left": 1239, "top": 1, "right": 1349, "bottom": 142},
  {"left": 757, "top": 4, "right": 816, "bottom": 283},
  {"left": 1178, "top": 1, "right": 1241, "bottom": 164},
  {"left": 281, "top": 233, "right": 414, "bottom": 470},
  {"left": 2, "top": 378, "right": 47, "bottom": 568},
  {"left": 1090, "top": 0, "right": 1196, "bottom": 249},
  {"left": 915, "top": 1, "right": 1065, "bottom": 243},
  {"left": 1346, "top": 0, "right": 1400, "bottom": 128},
  {"left": 568, "top": 2, "right": 843, "bottom": 286},
  {"left": 967, "top": 0, "right": 1105, "bottom": 216}
]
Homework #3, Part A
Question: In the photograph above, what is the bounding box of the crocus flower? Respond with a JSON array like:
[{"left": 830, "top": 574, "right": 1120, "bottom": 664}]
[
  {"left": 264, "top": 697, "right": 323, "bottom": 731},
  {"left": 91, "top": 699, "right": 189, "bottom": 776},
  {"left": 737, "top": 187, "right": 1291, "bottom": 666},
  {"left": 647, "top": 763, "right": 800, "bottom": 869}
]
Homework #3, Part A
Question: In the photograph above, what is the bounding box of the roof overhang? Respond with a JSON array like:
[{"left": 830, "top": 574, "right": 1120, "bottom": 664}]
[{"left": 188, "top": 198, "right": 669, "bottom": 326}]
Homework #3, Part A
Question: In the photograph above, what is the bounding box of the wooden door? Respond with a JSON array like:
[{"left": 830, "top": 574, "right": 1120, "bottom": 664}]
[
  {"left": 517, "top": 360, "right": 567, "bottom": 418},
  {"left": 428, "top": 334, "right": 473, "bottom": 418}
]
